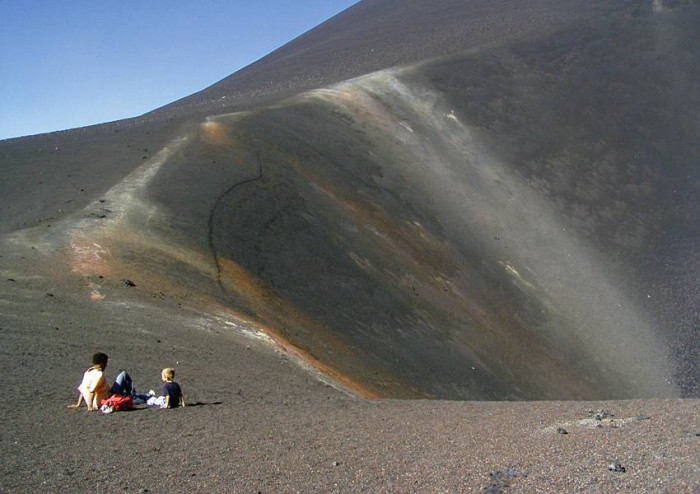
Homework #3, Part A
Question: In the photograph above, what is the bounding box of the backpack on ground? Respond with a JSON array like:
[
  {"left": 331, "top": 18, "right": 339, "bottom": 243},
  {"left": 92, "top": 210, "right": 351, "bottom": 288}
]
[{"left": 100, "top": 394, "right": 134, "bottom": 413}]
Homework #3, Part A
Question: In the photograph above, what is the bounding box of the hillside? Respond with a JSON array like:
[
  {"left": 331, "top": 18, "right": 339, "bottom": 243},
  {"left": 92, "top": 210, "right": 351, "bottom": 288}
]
[{"left": 1, "top": 0, "right": 699, "bottom": 490}]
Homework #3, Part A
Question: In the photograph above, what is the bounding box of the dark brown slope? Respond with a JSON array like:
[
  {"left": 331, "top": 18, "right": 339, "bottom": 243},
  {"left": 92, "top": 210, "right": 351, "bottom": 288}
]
[
  {"left": 156, "top": 0, "right": 590, "bottom": 117},
  {"left": 123, "top": 0, "right": 698, "bottom": 399},
  {"left": 0, "top": 0, "right": 589, "bottom": 235},
  {"left": 1, "top": 0, "right": 698, "bottom": 403}
]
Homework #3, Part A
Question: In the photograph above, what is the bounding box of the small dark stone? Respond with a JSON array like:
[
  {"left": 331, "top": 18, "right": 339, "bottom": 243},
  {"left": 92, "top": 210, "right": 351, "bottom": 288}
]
[
  {"left": 588, "top": 409, "right": 614, "bottom": 421},
  {"left": 123, "top": 279, "right": 136, "bottom": 287},
  {"left": 608, "top": 461, "right": 626, "bottom": 473},
  {"left": 556, "top": 427, "right": 568, "bottom": 435},
  {"left": 486, "top": 467, "right": 526, "bottom": 494},
  {"left": 46, "top": 293, "right": 54, "bottom": 297},
  {"left": 634, "top": 415, "right": 651, "bottom": 421},
  {"left": 484, "top": 482, "right": 509, "bottom": 494},
  {"left": 7, "top": 278, "right": 15, "bottom": 282}
]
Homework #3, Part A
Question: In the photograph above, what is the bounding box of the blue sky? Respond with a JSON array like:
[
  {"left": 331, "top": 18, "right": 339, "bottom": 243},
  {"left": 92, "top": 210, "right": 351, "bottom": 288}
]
[{"left": 0, "top": 1, "right": 358, "bottom": 140}]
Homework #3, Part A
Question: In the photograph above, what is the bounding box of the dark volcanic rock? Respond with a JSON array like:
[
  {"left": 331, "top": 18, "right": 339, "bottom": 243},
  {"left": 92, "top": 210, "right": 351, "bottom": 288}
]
[{"left": 608, "top": 460, "right": 626, "bottom": 473}]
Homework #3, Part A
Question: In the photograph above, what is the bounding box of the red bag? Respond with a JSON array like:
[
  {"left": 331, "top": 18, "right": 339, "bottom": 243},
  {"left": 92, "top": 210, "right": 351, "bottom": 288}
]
[{"left": 100, "top": 394, "right": 133, "bottom": 411}]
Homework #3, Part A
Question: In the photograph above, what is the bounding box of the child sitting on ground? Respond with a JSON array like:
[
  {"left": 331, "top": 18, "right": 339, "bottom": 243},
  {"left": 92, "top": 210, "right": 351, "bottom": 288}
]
[{"left": 147, "top": 368, "right": 185, "bottom": 408}]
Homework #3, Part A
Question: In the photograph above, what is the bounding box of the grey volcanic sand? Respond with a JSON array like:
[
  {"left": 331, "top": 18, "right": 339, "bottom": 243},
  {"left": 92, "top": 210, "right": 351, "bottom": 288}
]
[
  {"left": 2, "top": 0, "right": 700, "bottom": 491},
  {"left": 1, "top": 250, "right": 698, "bottom": 492}
]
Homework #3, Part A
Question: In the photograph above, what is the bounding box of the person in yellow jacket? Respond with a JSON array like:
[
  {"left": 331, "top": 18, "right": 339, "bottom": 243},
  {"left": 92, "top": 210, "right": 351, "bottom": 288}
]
[{"left": 67, "top": 352, "right": 111, "bottom": 411}]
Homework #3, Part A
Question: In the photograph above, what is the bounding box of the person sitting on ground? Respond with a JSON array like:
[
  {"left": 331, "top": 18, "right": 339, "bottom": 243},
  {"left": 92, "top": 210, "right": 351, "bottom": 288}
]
[
  {"left": 147, "top": 368, "right": 185, "bottom": 408},
  {"left": 110, "top": 369, "right": 151, "bottom": 405},
  {"left": 110, "top": 369, "right": 134, "bottom": 396},
  {"left": 68, "top": 352, "right": 111, "bottom": 411}
]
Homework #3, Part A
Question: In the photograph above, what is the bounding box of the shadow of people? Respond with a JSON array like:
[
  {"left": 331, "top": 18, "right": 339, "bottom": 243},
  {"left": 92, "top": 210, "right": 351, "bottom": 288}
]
[{"left": 184, "top": 401, "right": 224, "bottom": 407}]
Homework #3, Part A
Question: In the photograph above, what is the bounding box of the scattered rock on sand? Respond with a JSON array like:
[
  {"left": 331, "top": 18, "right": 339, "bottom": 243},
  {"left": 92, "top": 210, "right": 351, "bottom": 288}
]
[
  {"left": 485, "top": 466, "right": 527, "bottom": 493},
  {"left": 608, "top": 460, "right": 626, "bottom": 473},
  {"left": 123, "top": 279, "right": 137, "bottom": 287},
  {"left": 588, "top": 409, "right": 614, "bottom": 421}
]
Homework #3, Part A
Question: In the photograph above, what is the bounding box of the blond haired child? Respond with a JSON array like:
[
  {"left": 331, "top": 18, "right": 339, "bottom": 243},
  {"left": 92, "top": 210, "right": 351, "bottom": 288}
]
[
  {"left": 147, "top": 368, "right": 185, "bottom": 408},
  {"left": 161, "top": 368, "right": 185, "bottom": 408}
]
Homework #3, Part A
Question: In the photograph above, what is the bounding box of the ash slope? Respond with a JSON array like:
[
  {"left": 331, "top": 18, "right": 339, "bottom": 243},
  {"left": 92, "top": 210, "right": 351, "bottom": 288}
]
[
  {"left": 0, "top": 0, "right": 588, "bottom": 236},
  {"left": 2, "top": 0, "right": 699, "bottom": 399},
  {"left": 157, "top": 0, "right": 589, "bottom": 116}
]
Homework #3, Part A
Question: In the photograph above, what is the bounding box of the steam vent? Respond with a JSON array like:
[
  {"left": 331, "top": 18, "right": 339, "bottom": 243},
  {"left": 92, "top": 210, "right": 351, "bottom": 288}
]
[{"left": 2, "top": 0, "right": 699, "bottom": 400}]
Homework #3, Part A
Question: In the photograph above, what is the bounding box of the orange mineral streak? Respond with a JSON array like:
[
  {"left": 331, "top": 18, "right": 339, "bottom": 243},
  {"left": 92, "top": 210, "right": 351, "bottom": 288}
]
[
  {"left": 312, "top": 87, "right": 394, "bottom": 131},
  {"left": 69, "top": 227, "right": 390, "bottom": 397},
  {"left": 289, "top": 160, "right": 453, "bottom": 281},
  {"left": 286, "top": 160, "right": 595, "bottom": 398},
  {"left": 69, "top": 235, "right": 113, "bottom": 277},
  {"left": 200, "top": 121, "right": 234, "bottom": 147},
  {"left": 90, "top": 289, "right": 106, "bottom": 301},
  {"left": 210, "top": 300, "right": 383, "bottom": 399},
  {"left": 216, "top": 257, "right": 388, "bottom": 399},
  {"left": 111, "top": 228, "right": 218, "bottom": 278},
  {"left": 66, "top": 218, "right": 224, "bottom": 303}
]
